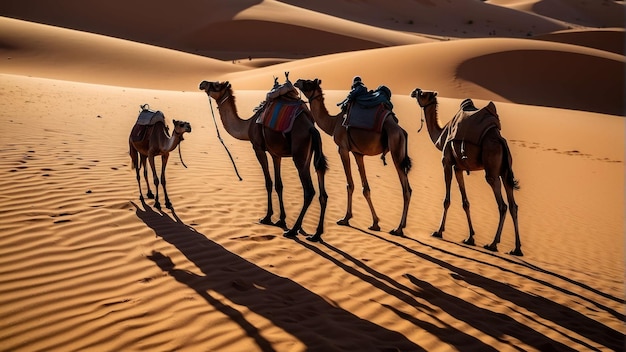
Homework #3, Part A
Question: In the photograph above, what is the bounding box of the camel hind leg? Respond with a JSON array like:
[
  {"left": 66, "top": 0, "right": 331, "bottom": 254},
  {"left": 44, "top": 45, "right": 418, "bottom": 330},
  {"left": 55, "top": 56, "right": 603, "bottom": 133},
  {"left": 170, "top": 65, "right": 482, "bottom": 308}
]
[
  {"left": 284, "top": 154, "right": 316, "bottom": 239},
  {"left": 130, "top": 142, "right": 145, "bottom": 201},
  {"left": 141, "top": 155, "right": 154, "bottom": 199},
  {"left": 454, "top": 165, "right": 476, "bottom": 246},
  {"left": 306, "top": 126, "right": 328, "bottom": 242},
  {"left": 160, "top": 153, "right": 172, "bottom": 209},
  {"left": 337, "top": 148, "right": 355, "bottom": 227},
  {"left": 388, "top": 128, "right": 412, "bottom": 236}
]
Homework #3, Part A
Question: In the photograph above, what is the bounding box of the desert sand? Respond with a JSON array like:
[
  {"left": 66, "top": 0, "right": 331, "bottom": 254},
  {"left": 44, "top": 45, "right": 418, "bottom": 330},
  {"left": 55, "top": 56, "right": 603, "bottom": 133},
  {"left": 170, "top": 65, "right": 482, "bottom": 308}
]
[{"left": 0, "top": 1, "right": 624, "bottom": 351}]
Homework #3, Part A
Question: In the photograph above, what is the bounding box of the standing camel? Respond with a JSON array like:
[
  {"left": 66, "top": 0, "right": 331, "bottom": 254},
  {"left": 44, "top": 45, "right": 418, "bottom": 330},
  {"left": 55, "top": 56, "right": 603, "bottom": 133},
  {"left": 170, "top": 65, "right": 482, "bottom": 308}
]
[
  {"left": 198, "top": 80, "right": 328, "bottom": 242},
  {"left": 294, "top": 78, "right": 412, "bottom": 236},
  {"left": 411, "top": 88, "right": 522, "bottom": 256},
  {"left": 129, "top": 117, "right": 191, "bottom": 209}
]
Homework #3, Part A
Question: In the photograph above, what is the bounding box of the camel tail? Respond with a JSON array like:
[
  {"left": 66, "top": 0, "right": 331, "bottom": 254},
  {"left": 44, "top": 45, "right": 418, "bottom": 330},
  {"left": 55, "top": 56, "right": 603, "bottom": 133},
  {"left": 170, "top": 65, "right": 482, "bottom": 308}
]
[
  {"left": 310, "top": 127, "right": 328, "bottom": 172},
  {"left": 400, "top": 129, "right": 412, "bottom": 174},
  {"left": 501, "top": 137, "right": 520, "bottom": 190},
  {"left": 129, "top": 141, "right": 139, "bottom": 171}
]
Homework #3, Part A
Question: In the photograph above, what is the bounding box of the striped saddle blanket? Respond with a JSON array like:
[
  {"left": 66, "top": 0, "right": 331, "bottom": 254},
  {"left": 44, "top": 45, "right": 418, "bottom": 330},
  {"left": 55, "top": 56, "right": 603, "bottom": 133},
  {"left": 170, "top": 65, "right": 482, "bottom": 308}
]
[
  {"left": 257, "top": 99, "right": 306, "bottom": 133},
  {"left": 343, "top": 103, "right": 392, "bottom": 133}
]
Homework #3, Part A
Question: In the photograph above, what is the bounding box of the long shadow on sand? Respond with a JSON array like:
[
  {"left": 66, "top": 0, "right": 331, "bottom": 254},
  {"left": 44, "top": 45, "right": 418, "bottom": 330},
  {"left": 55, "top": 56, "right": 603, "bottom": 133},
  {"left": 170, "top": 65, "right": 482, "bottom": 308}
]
[
  {"left": 363, "top": 230, "right": 623, "bottom": 351},
  {"left": 294, "top": 236, "right": 498, "bottom": 351},
  {"left": 134, "top": 201, "right": 422, "bottom": 351}
]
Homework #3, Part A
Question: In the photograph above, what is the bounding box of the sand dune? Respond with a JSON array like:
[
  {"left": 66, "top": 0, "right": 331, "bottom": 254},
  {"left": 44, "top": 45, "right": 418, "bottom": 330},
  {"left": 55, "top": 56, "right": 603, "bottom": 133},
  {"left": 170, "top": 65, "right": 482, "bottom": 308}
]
[{"left": 0, "top": 0, "right": 623, "bottom": 351}]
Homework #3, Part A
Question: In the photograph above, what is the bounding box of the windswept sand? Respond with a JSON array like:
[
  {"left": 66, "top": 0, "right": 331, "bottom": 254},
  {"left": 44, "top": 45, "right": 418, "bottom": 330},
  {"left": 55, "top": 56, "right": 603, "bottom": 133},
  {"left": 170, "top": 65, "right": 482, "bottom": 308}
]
[{"left": 0, "top": 1, "right": 624, "bottom": 351}]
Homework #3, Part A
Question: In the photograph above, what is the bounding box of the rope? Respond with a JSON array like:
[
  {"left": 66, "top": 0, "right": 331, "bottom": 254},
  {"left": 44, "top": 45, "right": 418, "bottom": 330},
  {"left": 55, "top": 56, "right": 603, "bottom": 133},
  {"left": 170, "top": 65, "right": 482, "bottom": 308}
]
[
  {"left": 208, "top": 97, "right": 243, "bottom": 181},
  {"left": 178, "top": 142, "right": 188, "bottom": 168}
]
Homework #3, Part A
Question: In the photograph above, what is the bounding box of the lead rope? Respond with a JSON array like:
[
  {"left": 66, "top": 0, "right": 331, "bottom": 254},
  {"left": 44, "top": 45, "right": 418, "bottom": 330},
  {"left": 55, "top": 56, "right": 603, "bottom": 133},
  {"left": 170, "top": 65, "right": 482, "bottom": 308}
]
[
  {"left": 178, "top": 139, "right": 188, "bottom": 168},
  {"left": 208, "top": 97, "right": 243, "bottom": 181},
  {"left": 417, "top": 109, "right": 425, "bottom": 133}
]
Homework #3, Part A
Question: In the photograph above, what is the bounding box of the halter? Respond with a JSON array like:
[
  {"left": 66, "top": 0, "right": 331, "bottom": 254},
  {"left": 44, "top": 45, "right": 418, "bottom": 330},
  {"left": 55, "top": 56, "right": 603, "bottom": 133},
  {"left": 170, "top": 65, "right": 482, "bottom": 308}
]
[
  {"left": 217, "top": 88, "right": 232, "bottom": 105},
  {"left": 306, "top": 92, "right": 323, "bottom": 104}
]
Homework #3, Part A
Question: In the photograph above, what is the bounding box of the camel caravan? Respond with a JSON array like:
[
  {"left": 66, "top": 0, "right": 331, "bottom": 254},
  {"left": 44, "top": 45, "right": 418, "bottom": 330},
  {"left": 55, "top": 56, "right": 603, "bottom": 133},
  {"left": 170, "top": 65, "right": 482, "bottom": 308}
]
[{"left": 129, "top": 74, "right": 523, "bottom": 255}]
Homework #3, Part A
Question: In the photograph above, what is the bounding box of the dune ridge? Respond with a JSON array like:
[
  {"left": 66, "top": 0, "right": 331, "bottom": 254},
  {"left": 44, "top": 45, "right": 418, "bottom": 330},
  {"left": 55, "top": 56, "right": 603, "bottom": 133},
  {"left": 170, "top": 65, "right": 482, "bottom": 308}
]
[{"left": 0, "top": 0, "right": 623, "bottom": 351}]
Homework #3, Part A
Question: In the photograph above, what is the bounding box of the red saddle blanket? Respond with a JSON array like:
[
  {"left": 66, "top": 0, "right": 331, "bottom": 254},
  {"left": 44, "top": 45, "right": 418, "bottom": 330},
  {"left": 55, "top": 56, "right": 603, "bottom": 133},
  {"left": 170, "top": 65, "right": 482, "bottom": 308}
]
[
  {"left": 343, "top": 103, "right": 392, "bottom": 133},
  {"left": 435, "top": 101, "right": 501, "bottom": 150},
  {"left": 257, "top": 99, "right": 306, "bottom": 133}
]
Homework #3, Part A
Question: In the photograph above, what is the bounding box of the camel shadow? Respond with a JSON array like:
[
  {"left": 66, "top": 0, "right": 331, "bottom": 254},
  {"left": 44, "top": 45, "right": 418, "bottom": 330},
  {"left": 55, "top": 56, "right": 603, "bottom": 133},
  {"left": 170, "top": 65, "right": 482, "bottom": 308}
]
[
  {"left": 133, "top": 201, "right": 421, "bottom": 351},
  {"left": 294, "top": 235, "right": 497, "bottom": 351},
  {"left": 432, "top": 236, "right": 624, "bottom": 321},
  {"left": 366, "top": 231, "right": 624, "bottom": 351}
]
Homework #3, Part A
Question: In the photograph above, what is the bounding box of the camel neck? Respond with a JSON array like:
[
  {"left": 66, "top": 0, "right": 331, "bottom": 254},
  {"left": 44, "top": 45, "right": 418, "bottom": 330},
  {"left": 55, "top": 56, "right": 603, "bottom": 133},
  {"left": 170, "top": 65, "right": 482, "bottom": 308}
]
[
  {"left": 215, "top": 91, "right": 252, "bottom": 141},
  {"left": 308, "top": 91, "right": 339, "bottom": 136},
  {"left": 164, "top": 130, "right": 183, "bottom": 152},
  {"left": 423, "top": 102, "right": 444, "bottom": 150}
]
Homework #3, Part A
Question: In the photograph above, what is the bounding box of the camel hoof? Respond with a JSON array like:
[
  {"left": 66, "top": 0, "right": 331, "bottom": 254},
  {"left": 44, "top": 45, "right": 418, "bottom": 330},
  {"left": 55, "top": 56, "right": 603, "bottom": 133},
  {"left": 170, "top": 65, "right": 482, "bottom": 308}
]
[
  {"left": 431, "top": 232, "right": 443, "bottom": 238},
  {"left": 259, "top": 217, "right": 273, "bottom": 226},
  {"left": 369, "top": 224, "right": 381, "bottom": 231},
  {"left": 274, "top": 219, "right": 287, "bottom": 230},
  {"left": 483, "top": 243, "right": 498, "bottom": 252},
  {"left": 165, "top": 202, "right": 173, "bottom": 209},
  {"left": 509, "top": 248, "right": 524, "bottom": 256},
  {"left": 283, "top": 229, "right": 298, "bottom": 238},
  {"left": 147, "top": 191, "right": 155, "bottom": 199},
  {"left": 306, "top": 234, "right": 322, "bottom": 242},
  {"left": 337, "top": 219, "right": 350, "bottom": 226},
  {"left": 389, "top": 229, "right": 404, "bottom": 237},
  {"left": 154, "top": 201, "right": 161, "bottom": 210},
  {"left": 463, "top": 237, "right": 475, "bottom": 246}
]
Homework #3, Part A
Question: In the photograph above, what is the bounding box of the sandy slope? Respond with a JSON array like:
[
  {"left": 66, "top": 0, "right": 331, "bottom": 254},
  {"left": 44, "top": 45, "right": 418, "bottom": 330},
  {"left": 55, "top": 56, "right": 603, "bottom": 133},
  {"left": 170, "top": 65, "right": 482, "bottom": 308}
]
[{"left": 0, "top": 0, "right": 623, "bottom": 351}]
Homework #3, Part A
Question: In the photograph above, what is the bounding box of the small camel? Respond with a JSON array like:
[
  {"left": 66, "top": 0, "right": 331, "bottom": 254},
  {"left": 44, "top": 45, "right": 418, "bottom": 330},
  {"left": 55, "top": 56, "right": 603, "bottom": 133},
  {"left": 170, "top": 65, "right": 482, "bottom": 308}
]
[
  {"left": 411, "top": 88, "right": 522, "bottom": 255},
  {"left": 129, "top": 118, "right": 191, "bottom": 209},
  {"left": 199, "top": 80, "right": 328, "bottom": 242},
  {"left": 295, "top": 78, "right": 412, "bottom": 236}
]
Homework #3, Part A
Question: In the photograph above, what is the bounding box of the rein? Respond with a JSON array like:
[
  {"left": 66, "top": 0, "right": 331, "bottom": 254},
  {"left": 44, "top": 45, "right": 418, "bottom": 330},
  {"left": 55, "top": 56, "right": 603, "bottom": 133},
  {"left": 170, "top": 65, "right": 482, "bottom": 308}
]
[
  {"left": 208, "top": 92, "right": 243, "bottom": 181},
  {"left": 417, "top": 100, "right": 436, "bottom": 133},
  {"left": 177, "top": 134, "right": 188, "bottom": 168}
]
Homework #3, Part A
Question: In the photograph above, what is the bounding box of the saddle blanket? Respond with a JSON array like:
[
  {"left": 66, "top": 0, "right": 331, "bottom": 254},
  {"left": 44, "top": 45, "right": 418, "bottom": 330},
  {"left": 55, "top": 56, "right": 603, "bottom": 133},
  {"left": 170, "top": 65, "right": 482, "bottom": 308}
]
[
  {"left": 435, "top": 101, "right": 501, "bottom": 150},
  {"left": 343, "top": 103, "right": 392, "bottom": 133},
  {"left": 257, "top": 99, "right": 306, "bottom": 133}
]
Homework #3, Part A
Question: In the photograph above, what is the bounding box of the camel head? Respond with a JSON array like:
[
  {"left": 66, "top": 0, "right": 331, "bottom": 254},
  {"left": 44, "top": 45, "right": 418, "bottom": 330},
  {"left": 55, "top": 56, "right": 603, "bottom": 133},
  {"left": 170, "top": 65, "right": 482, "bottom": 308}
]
[
  {"left": 172, "top": 119, "right": 192, "bottom": 136},
  {"left": 199, "top": 80, "right": 232, "bottom": 101},
  {"left": 294, "top": 78, "right": 322, "bottom": 100},
  {"left": 411, "top": 88, "right": 438, "bottom": 108}
]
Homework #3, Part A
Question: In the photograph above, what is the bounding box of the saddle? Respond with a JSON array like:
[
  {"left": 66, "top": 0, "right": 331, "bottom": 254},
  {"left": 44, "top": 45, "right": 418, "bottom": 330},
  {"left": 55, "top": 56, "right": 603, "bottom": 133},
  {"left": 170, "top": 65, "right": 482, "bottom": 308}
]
[
  {"left": 435, "top": 99, "right": 501, "bottom": 150},
  {"left": 131, "top": 104, "right": 166, "bottom": 142},
  {"left": 256, "top": 74, "right": 308, "bottom": 133}
]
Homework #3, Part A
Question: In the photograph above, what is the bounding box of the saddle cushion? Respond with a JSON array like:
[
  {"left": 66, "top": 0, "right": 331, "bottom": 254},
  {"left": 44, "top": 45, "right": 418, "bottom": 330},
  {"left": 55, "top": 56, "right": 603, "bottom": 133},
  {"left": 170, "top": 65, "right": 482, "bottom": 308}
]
[
  {"left": 257, "top": 98, "right": 306, "bottom": 133},
  {"left": 436, "top": 101, "right": 501, "bottom": 149},
  {"left": 343, "top": 103, "right": 392, "bottom": 133},
  {"left": 136, "top": 108, "right": 165, "bottom": 126}
]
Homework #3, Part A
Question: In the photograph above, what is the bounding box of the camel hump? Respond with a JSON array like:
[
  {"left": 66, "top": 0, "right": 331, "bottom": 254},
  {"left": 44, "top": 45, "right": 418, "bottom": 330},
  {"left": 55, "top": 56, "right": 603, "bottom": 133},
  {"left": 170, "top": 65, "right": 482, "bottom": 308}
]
[{"left": 136, "top": 104, "right": 165, "bottom": 126}]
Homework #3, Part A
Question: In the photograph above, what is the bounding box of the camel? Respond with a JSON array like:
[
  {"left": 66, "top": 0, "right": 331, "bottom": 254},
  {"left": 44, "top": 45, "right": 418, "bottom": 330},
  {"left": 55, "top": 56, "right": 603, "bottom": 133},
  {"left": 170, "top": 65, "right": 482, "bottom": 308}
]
[
  {"left": 129, "top": 118, "right": 191, "bottom": 210},
  {"left": 411, "top": 88, "right": 522, "bottom": 256},
  {"left": 294, "top": 78, "right": 412, "bottom": 236},
  {"left": 198, "top": 80, "right": 328, "bottom": 242}
]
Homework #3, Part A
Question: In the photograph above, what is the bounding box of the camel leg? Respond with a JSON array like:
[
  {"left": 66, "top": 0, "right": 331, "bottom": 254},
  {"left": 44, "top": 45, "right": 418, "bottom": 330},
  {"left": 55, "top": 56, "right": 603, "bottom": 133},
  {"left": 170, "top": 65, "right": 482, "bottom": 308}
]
[
  {"left": 337, "top": 148, "right": 354, "bottom": 226},
  {"left": 434, "top": 159, "right": 453, "bottom": 238},
  {"left": 253, "top": 148, "right": 275, "bottom": 226},
  {"left": 454, "top": 166, "right": 476, "bottom": 245},
  {"left": 389, "top": 130, "right": 412, "bottom": 237},
  {"left": 130, "top": 143, "right": 144, "bottom": 201},
  {"left": 141, "top": 155, "right": 154, "bottom": 199},
  {"left": 504, "top": 181, "right": 523, "bottom": 256},
  {"left": 148, "top": 155, "right": 161, "bottom": 209},
  {"left": 354, "top": 153, "right": 380, "bottom": 231},
  {"left": 272, "top": 155, "right": 287, "bottom": 229},
  {"left": 284, "top": 158, "right": 315, "bottom": 239},
  {"left": 484, "top": 174, "right": 507, "bottom": 252},
  {"left": 160, "top": 153, "right": 172, "bottom": 209}
]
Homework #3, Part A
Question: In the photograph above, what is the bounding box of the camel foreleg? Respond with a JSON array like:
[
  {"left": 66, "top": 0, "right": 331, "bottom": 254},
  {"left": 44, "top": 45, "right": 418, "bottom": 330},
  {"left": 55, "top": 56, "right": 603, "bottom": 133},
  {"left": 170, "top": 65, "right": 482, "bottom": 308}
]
[
  {"left": 434, "top": 161, "right": 453, "bottom": 238},
  {"left": 272, "top": 155, "right": 287, "bottom": 229},
  {"left": 254, "top": 149, "right": 275, "bottom": 226},
  {"left": 148, "top": 155, "right": 161, "bottom": 209},
  {"left": 140, "top": 155, "right": 154, "bottom": 199},
  {"left": 337, "top": 148, "right": 354, "bottom": 227},
  {"left": 454, "top": 166, "right": 476, "bottom": 245},
  {"left": 354, "top": 153, "right": 380, "bottom": 231},
  {"left": 160, "top": 153, "right": 172, "bottom": 209}
]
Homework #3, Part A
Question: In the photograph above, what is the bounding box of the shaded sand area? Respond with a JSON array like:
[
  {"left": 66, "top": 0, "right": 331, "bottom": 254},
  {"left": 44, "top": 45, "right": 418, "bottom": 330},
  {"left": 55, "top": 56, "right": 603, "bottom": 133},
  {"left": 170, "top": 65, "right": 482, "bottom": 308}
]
[{"left": 0, "top": 0, "right": 624, "bottom": 350}]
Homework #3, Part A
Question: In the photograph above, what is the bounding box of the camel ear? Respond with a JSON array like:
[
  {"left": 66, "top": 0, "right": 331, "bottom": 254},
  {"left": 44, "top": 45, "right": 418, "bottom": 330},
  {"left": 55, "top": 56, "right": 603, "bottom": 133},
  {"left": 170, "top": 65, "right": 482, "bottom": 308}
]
[
  {"left": 434, "top": 92, "right": 438, "bottom": 96},
  {"left": 173, "top": 119, "right": 179, "bottom": 124},
  {"left": 317, "top": 79, "right": 322, "bottom": 85}
]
